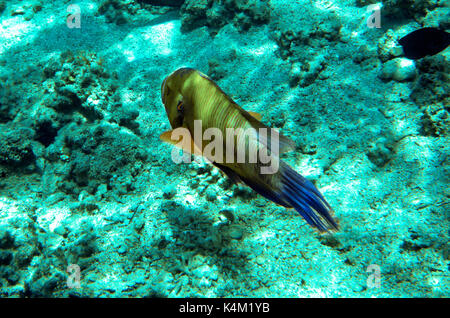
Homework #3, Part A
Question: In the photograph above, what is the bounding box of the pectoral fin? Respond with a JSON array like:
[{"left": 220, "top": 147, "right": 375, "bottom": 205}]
[{"left": 160, "top": 129, "right": 204, "bottom": 157}]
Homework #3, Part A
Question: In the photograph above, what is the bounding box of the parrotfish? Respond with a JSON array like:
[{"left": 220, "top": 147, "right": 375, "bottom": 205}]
[{"left": 160, "top": 68, "right": 338, "bottom": 232}]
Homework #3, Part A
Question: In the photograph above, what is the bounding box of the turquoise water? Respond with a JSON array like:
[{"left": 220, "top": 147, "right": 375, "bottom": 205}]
[{"left": 0, "top": 0, "right": 448, "bottom": 297}]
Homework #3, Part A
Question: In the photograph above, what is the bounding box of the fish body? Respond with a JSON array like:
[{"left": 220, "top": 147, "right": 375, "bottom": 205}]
[
  {"left": 160, "top": 68, "right": 338, "bottom": 232},
  {"left": 399, "top": 27, "right": 450, "bottom": 60}
]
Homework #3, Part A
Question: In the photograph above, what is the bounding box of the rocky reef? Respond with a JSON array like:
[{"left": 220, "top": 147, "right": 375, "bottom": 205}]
[
  {"left": 0, "top": 0, "right": 448, "bottom": 298},
  {"left": 179, "top": 0, "right": 271, "bottom": 33}
]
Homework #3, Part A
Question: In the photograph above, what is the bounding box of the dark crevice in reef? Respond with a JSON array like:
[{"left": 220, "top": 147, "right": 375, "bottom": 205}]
[
  {"left": 411, "top": 56, "right": 449, "bottom": 137},
  {"left": 35, "top": 120, "right": 59, "bottom": 147},
  {"left": 0, "top": 102, "right": 13, "bottom": 123}
]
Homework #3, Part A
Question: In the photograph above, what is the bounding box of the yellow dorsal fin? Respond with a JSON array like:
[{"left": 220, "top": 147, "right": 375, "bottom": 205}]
[
  {"left": 160, "top": 129, "right": 204, "bottom": 157},
  {"left": 247, "top": 111, "right": 262, "bottom": 121}
]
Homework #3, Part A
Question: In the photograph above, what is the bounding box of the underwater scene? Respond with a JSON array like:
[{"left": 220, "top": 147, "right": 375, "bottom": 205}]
[{"left": 0, "top": 0, "right": 448, "bottom": 298}]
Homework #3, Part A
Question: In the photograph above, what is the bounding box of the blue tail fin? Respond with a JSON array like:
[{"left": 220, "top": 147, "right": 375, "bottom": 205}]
[{"left": 280, "top": 163, "right": 339, "bottom": 232}]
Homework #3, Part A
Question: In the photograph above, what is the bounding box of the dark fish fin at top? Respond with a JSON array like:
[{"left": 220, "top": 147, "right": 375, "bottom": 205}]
[
  {"left": 239, "top": 108, "right": 296, "bottom": 154},
  {"left": 279, "top": 162, "right": 339, "bottom": 232},
  {"left": 399, "top": 27, "right": 450, "bottom": 60}
]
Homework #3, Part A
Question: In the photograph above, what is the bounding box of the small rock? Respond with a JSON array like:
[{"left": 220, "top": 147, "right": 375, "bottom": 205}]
[
  {"left": 391, "top": 46, "right": 404, "bottom": 57},
  {"left": 179, "top": 275, "right": 190, "bottom": 286},
  {"left": 117, "top": 244, "right": 127, "bottom": 255},
  {"left": 380, "top": 58, "right": 417, "bottom": 82},
  {"left": 378, "top": 29, "right": 401, "bottom": 62},
  {"left": 255, "top": 255, "right": 265, "bottom": 265},
  {"left": 95, "top": 184, "right": 108, "bottom": 199},
  {"left": 289, "top": 62, "right": 302, "bottom": 87},
  {"left": 45, "top": 192, "right": 65, "bottom": 206},
  {"left": 198, "top": 277, "right": 212, "bottom": 288},
  {"left": 319, "top": 235, "right": 342, "bottom": 248},
  {"left": 219, "top": 209, "right": 235, "bottom": 224},
  {"left": 192, "top": 264, "right": 212, "bottom": 279},
  {"left": 162, "top": 185, "right": 176, "bottom": 199},
  {"left": 53, "top": 225, "right": 67, "bottom": 236},
  {"left": 0, "top": 229, "right": 15, "bottom": 249},
  {"left": 227, "top": 225, "right": 243, "bottom": 240},
  {"left": 190, "top": 254, "right": 207, "bottom": 268},
  {"left": 205, "top": 187, "right": 217, "bottom": 202},
  {"left": 367, "top": 138, "right": 395, "bottom": 167},
  {"left": 11, "top": 7, "right": 25, "bottom": 16}
]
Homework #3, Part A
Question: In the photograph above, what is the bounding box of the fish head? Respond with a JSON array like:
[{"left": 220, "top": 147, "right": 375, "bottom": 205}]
[
  {"left": 161, "top": 68, "right": 198, "bottom": 128},
  {"left": 161, "top": 72, "right": 185, "bottom": 129}
]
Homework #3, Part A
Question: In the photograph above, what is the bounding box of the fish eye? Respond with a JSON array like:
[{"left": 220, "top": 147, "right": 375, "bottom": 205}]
[{"left": 177, "top": 100, "right": 184, "bottom": 112}]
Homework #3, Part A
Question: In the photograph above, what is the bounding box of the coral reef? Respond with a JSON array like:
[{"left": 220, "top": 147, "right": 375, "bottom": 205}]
[
  {"left": 269, "top": 4, "right": 342, "bottom": 88},
  {"left": 180, "top": 0, "right": 271, "bottom": 33},
  {"left": 97, "top": 0, "right": 142, "bottom": 24},
  {"left": 272, "top": 20, "right": 342, "bottom": 61},
  {"left": 382, "top": 0, "right": 439, "bottom": 21},
  {"left": 0, "top": 49, "right": 147, "bottom": 201},
  {"left": 377, "top": 29, "right": 404, "bottom": 63},
  {"left": 411, "top": 56, "right": 449, "bottom": 136},
  {"left": 0, "top": 0, "right": 448, "bottom": 298},
  {"left": 0, "top": 129, "right": 35, "bottom": 172},
  {"left": 97, "top": 0, "right": 173, "bottom": 24}
]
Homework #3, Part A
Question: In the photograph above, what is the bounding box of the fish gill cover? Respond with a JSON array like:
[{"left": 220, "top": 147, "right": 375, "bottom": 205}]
[{"left": 0, "top": 0, "right": 448, "bottom": 298}]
